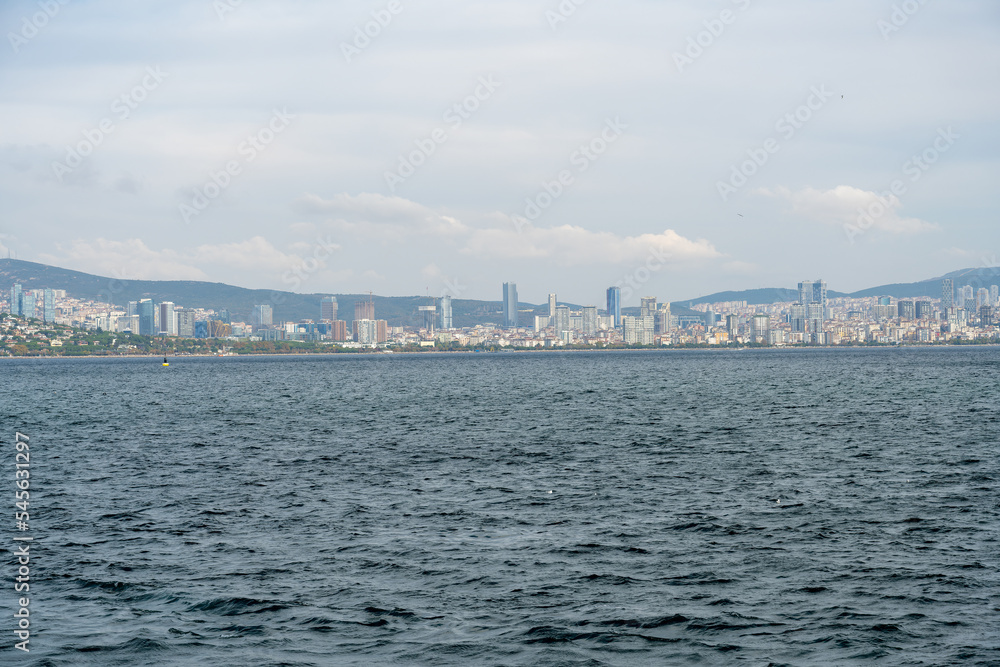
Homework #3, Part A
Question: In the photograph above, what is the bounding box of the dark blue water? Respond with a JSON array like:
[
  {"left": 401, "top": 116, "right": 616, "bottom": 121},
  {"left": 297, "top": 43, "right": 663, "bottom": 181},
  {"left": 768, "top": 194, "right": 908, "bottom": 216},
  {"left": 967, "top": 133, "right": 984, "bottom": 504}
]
[{"left": 2, "top": 348, "right": 999, "bottom": 665}]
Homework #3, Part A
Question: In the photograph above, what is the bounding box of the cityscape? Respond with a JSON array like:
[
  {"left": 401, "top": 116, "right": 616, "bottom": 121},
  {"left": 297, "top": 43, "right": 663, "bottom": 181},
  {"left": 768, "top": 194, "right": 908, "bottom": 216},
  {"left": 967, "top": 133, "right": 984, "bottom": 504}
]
[{"left": 3, "top": 275, "right": 999, "bottom": 354}]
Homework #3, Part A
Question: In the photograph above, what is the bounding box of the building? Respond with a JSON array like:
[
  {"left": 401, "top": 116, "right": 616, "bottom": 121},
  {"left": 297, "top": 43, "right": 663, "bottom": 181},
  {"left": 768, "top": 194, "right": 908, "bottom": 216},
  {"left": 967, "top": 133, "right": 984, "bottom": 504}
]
[
  {"left": 502, "top": 282, "right": 518, "bottom": 328},
  {"left": 127, "top": 301, "right": 138, "bottom": 317},
  {"left": 320, "top": 296, "right": 338, "bottom": 322},
  {"left": 176, "top": 309, "right": 196, "bottom": 338},
  {"left": 20, "top": 292, "right": 36, "bottom": 319},
  {"left": 623, "top": 315, "right": 655, "bottom": 344},
  {"left": 138, "top": 300, "right": 155, "bottom": 335},
  {"left": 329, "top": 320, "right": 348, "bottom": 342},
  {"left": 418, "top": 305, "right": 436, "bottom": 332},
  {"left": 915, "top": 300, "right": 933, "bottom": 319},
  {"left": 10, "top": 284, "right": 22, "bottom": 316},
  {"left": 606, "top": 286, "right": 622, "bottom": 328},
  {"left": 354, "top": 319, "right": 388, "bottom": 345},
  {"left": 159, "top": 302, "right": 177, "bottom": 336},
  {"left": 992, "top": 285, "right": 999, "bottom": 306},
  {"left": 42, "top": 288, "right": 55, "bottom": 323},
  {"left": 355, "top": 298, "right": 375, "bottom": 322},
  {"left": 898, "top": 300, "right": 915, "bottom": 319},
  {"left": 980, "top": 306, "right": 994, "bottom": 326},
  {"left": 251, "top": 304, "right": 273, "bottom": 329},
  {"left": 582, "top": 306, "right": 598, "bottom": 335},
  {"left": 194, "top": 321, "right": 209, "bottom": 338},
  {"left": 553, "top": 305, "right": 571, "bottom": 335},
  {"left": 750, "top": 313, "right": 769, "bottom": 344},
  {"left": 658, "top": 303, "right": 672, "bottom": 333},
  {"left": 548, "top": 293, "right": 557, "bottom": 318},
  {"left": 439, "top": 295, "right": 453, "bottom": 329},
  {"left": 798, "top": 279, "right": 828, "bottom": 317}
]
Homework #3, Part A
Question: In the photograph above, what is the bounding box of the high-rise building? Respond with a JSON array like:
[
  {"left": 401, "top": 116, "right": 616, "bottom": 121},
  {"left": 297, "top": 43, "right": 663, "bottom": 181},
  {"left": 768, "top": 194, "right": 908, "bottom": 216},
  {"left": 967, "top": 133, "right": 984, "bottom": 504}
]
[
  {"left": 991, "top": 285, "right": 999, "bottom": 306},
  {"left": 976, "top": 287, "right": 990, "bottom": 310},
  {"left": 640, "top": 297, "right": 657, "bottom": 319},
  {"left": 898, "top": 300, "right": 915, "bottom": 319},
  {"left": 553, "top": 305, "right": 571, "bottom": 334},
  {"left": 354, "top": 319, "right": 388, "bottom": 345},
  {"left": 980, "top": 306, "right": 994, "bottom": 326},
  {"left": 439, "top": 295, "right": 453, "bottom": 329},
  {"left": 582, "top": 306, "right": 598, "bottom": 335},
  {"left": 877, "top": 296, "right": 892, "bottom": 306},
  {"left": 658, "top": 303, "right": 672, "bottom": 333},
  {"left": 159, "top": 302, "right": 177, "bottom": 335},
  {"left": 42, "top": 288, "right": 55, "bottom": 323},
  {"left": 606, "top": 286, "right": 622, "bottom": 328},
  {"left": 548, "top": 294, "right": 557, "bottom": 318},
  {"left": 419, "top": 305, "right": 436, "bottom": 332},
  {"left": 127, "top": 301, "right": 138, "bottom": 317},
  {"left": 329, "top": 320, "right": 348, "bottom": 342},
  {"left": 502, "top": 282, "right": 518, "bottom": 328},
  {"left": 789, "top": 304, "right": 807, "bottom": 332},
  {"left": 138, "top": 299, "right": 155, "bottom": 335},
  {"left": 251, "top": 304, "right": 273, "bottom": 329},
  {"left": 320, "top": 296, "right": 338, "bottom": 322},
  {"left": 726, "top": 314, "right": 739, "bottom": 336},
  {"left": 623, "top": 316, "right": 655, "bottom": 344},
  {"left": 915, "top": 301, "right": 933, "bottom": 319},
  {"left": 798, "top": 280, "right": 827, "bottom": 309},
  {"left": 20, "top": 293, "right": 36, "bottom": 319},
  {"left": 750, "top": 313, "right": 769, "bottom": 344},
  {"left": 176, "top": 309, "right": 196, "bottom": 338},
  {"left": 355, "top": 298, "right": 375, "bottom": 322},
  {"left": 10, "top": 284, "right": 22, "bottom": 316}
]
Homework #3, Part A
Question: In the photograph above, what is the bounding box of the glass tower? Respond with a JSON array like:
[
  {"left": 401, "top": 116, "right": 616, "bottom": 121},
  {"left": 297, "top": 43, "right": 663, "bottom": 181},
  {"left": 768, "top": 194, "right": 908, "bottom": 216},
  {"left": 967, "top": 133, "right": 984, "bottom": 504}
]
[
  {"left": 503, "top": 283, "right": 518, "bottom": 328},
  {"left": 606, "top": 286, "right": 622, "bottom": 328}
]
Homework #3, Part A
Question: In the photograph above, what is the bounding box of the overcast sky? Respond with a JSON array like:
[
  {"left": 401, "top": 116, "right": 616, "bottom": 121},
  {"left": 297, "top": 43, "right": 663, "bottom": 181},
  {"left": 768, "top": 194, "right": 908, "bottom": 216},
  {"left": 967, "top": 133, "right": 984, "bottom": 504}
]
[{"left": 1, "top": 0, "right": 997, "bottom": 305}]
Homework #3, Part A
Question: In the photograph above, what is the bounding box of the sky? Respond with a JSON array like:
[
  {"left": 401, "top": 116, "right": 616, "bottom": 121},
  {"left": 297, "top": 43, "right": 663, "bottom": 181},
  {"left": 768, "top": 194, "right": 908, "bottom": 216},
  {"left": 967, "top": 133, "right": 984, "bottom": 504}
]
[{"left": 1, "top": 0, "right": 998, "bottom": 306}]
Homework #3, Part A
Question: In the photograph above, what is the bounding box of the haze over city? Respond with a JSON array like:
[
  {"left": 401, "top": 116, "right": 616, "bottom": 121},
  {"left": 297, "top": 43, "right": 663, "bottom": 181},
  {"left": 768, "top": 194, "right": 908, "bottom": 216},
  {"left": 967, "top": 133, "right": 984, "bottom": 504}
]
[{"left": 1, "top": 0, "right": 997, "bottom": 305}]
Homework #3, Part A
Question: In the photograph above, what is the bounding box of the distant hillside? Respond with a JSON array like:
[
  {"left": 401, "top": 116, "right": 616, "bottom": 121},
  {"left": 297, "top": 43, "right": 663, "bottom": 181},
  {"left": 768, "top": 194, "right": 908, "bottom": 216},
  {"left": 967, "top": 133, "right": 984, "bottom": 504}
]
[
  {"left": 684, "top": 267, "right": 1000, "bottom": 304},
  {"left": 848, "top": 267, "right": 1000, "bottom": 299},
  {"left": 686, "top": 287, "right": 849, "bottom": 306},
  {"left": 0, "top": 259, "right": 531, "bottom": 327}
]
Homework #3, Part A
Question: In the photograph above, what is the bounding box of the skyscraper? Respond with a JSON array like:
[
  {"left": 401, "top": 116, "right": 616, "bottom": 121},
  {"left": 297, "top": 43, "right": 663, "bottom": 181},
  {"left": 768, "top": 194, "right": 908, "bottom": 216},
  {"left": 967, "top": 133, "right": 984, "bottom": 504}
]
[
  {"left": 10, "top": 284, "right": 22, "bottom": 316},
  {"left": 502, "top": 282, "right": 518, "bottom": 328},
  {"left": 439, "top": 295, "right": 453, "bottom": 329},
  {"left": 606, "top": 286, "right": 622, "bottom": 328},
  {"left": 750, "top": 313, "right": 769, "bottom": 344},
  {"left": 419, "top": 305, "right": 436, "bottom": 332},
  {"left": 320, "top": 296, "right": 338, "bottom": 322},
  {"left": 176, "top": 309, "right": 196, "bottom": 337},
  {"left": 582, "top": 306, "right": 598, "bottom": 335},
  {"left": 548, "top": 293, "right": 557, "bottom": 318},
  {"left": 138, "top": 299, "right": 155, "bottom": 335},
  {"left": 159, "top": 302, "right": 177, "bottom": 335},
  {"left": 991, "top": 285, "right": 999, "bottom": 306},
  {"left": 554, "top": 305, "right": 571, "bottom": 334},
  {"left": 42, "top": 288, "right": 55, "bottom": 323},
  {"left": 20, "top": 292, "right": 35, "bottom": 320},
  {"left": 251, "top": 304, "right": 273, "bottom": 329},
  {"left": 640, "top": 297, "right": 657, "bottom": 318},
  {"left": 355, "top": 298, "right": 375, "bottom": 322},
  {"left": 798, "top": 280, "right": 827, "bottom": 309}
]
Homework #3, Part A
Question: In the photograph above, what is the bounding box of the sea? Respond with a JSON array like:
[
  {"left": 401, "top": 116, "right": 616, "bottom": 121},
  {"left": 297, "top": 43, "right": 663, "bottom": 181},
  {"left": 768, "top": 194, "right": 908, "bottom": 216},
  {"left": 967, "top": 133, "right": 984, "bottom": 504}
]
[{"left": 2, "top": 347, "right": 998, "bottom": 666}]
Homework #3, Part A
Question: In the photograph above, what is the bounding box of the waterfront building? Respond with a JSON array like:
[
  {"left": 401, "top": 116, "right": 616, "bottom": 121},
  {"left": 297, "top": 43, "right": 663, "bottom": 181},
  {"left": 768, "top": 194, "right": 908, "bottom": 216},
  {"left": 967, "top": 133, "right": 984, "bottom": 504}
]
[
  {"left": 320, "top": 296, "right": 338, "bottom": 322},
  {"left": 606, "top": 286, "right": 622, "bottom": 328},
  {"left": 159, "top": 302, "right": 177, "bottom": 336},
  {"left": 43, "top": 288, "right": 55, "bottom": 323},
  {"left": 440, "top": 295, "right": 453, "bottom": 329},
  {"left": 10, "top": 284, "right": 22, "bottom": 316},
  {"left": 138, "top": 299, "right": 155, "bottom": 335},
  {"left": 502, "top": 282, "right": 518, "bottom": 328},
  {"left": 582, "top": 306, "right": 598, "bottom": 335}
]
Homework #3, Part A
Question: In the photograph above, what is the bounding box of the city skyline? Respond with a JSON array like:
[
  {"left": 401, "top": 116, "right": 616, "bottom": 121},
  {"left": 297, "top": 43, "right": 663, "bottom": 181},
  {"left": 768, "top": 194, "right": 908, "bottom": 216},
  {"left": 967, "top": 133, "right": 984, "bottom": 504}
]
[{"left": 1, "top": 1, "right": 997, "bottom": 305}]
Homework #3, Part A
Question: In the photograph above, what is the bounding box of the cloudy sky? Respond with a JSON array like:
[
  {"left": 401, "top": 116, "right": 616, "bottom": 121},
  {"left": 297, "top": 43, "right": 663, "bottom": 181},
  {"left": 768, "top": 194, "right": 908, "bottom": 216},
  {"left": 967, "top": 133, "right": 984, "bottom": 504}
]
[{"left": 1, "top": 0, "right": 997, "bottom": 305}]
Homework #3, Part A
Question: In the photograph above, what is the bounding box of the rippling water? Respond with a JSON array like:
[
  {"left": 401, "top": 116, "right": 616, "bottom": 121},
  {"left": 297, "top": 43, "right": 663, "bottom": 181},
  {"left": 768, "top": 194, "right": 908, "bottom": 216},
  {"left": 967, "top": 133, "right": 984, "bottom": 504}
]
[{"left": 3, "top": 348, "right": 999, "bottom": 665}]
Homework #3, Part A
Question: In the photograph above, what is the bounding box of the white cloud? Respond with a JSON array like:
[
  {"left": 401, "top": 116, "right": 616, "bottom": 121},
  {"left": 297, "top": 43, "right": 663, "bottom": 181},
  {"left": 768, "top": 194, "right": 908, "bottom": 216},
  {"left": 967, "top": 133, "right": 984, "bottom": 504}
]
[
  {"left": 760, "top": 185, "right": 938, "bottom": 235},
  {"left": 37, "top": 236, "right": 327, "bottom": 283},
  {"left": 295, "top": 192, "right": 721, "bottom": 268}
]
